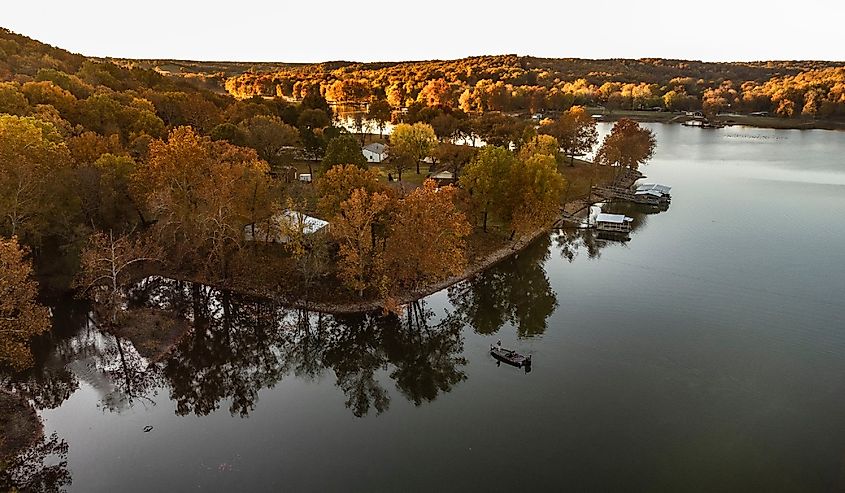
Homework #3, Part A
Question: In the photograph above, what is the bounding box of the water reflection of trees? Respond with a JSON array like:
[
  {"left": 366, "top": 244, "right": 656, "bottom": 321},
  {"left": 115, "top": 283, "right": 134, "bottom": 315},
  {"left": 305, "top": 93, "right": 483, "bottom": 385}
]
[
  {"left": 449, "top": 236, "right": 557, "bottom": 338},
  {"left": 555, "top": 202, "right": 653, "bottom": 263},
  {"left": 0, "top": 432, "right": 71, "bottom": 493},
  {"left": 123, "top": 279, "right": 469, "bottom": 418},
  {"left": 10, "top": 277, "right": 471, "bottom": 421}
]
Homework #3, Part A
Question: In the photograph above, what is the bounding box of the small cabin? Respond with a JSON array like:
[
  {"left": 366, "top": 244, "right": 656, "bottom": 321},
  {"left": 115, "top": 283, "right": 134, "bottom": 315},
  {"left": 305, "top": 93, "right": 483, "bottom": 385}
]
[
  {"left": 362, "top": 143, "right": 387, "bottom": 163},
  {"left": 595, "top": 213, "right": 633, "bottom": 233}
]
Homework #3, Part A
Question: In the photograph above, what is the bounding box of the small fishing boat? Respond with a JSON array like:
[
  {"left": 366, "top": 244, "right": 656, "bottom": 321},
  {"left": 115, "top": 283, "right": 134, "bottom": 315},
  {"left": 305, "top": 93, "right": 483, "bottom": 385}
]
[{"left": 490, "top": 342, "right": 532, "bottom": 368}]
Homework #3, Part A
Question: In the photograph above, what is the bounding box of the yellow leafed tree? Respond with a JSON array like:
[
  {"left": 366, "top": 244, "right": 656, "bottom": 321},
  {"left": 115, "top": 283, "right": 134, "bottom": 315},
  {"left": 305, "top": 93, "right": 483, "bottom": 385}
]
[{"left": 331, "top": 189, "right": 393, "bottom": 297}]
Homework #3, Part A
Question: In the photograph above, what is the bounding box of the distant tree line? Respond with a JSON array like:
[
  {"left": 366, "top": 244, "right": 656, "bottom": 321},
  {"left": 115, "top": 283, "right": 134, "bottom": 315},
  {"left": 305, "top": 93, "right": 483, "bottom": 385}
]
[{"left": 223, "top": 55, "right": 845, "bottom": 119}]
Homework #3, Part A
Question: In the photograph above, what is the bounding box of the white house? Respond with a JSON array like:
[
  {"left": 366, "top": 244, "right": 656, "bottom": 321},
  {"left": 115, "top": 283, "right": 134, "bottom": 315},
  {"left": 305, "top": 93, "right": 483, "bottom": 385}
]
[
  {"left": 244, "top": 210, "right": 329, "bottom": 244},
  {"left": 362, "top": 143, "right": 387, "bottom": 163}
]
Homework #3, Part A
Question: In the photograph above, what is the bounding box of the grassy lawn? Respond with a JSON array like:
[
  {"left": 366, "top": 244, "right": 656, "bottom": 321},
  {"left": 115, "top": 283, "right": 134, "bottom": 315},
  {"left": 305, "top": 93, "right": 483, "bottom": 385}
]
[{"left": 558, "top": 159, "right": 617, "bottom": 202}]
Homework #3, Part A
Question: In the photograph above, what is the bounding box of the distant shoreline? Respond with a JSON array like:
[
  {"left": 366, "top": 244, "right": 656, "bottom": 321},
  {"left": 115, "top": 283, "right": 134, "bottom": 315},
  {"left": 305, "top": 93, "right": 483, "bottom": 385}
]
[{"left": 590, "top": 109, "right": 845, "bottom": 131}]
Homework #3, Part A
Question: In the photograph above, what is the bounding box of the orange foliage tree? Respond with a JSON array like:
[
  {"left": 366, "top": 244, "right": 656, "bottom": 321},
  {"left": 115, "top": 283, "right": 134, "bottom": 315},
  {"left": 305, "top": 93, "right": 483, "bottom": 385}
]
[
  {"left": 331, "top": 189, "right": 393, "bottom": 297},
  {"left": 385, "top": 180, "right": 471, "bottom": 290},
  {"left": 0, "top": 236, "right": 51, "bottom": 370},
  {"left": 316, "top": 164, "right": 384, "bottom": 218},
  {"left": 595, "top": 119, "right": 656, "bottom": 171}
]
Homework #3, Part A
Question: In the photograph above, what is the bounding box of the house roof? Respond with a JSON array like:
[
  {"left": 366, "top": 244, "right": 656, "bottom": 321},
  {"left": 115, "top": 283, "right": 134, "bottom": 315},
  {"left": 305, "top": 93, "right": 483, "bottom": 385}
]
[
  {"left": 595, "top": 213, "right": 632, "bottom": 224},
  {"left": 276, "top": 210, "right": 329, "bottom": 235},
  {"left": 636, "top": 183, "right": 672, "bottom": 194},
  {"left": 431, "top": 170, "right": 454, "bottom": 180},
  {"left": 635, "top": 189, "right": 663, "bottom": 197},
  {"left": 363, "top": 143, "right": 386, "bottom": 154}
]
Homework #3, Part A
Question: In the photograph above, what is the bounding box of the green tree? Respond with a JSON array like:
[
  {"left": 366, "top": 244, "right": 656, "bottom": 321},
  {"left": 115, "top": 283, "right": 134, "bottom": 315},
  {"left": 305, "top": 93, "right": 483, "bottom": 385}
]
[
  {"left": 209, "top": 123, "right": 248, "bottom": 146},
  {"left": 321, "top": 134, "right": 367, "bottom": 174},
  {"left": 389, "top": 122, "right": 437, "bottom": 175},
  {"left": 239, "top": 115, "right": 299, "bottom": 168},
  {"left": 367, "top": 99, "right": 392, "bottom": 138},
  {"left": 459, "top": 146, "right": 514, "bottom": 232},
  {"left": 0, "top": 82, "right": 30, "bottom": 115}
]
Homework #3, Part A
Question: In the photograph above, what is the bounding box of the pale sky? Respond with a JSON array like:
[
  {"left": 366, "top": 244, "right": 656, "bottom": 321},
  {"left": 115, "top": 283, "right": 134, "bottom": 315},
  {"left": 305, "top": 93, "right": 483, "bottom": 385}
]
[{"left": 5, "top": 0, "right": 844, "bottom": 63}]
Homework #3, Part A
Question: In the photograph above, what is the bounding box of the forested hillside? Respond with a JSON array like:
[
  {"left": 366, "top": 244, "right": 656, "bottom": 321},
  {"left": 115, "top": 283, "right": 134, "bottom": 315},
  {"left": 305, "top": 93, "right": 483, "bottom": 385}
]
[{"left": 219, "top": 55, "right": 845, "bottom": 118}]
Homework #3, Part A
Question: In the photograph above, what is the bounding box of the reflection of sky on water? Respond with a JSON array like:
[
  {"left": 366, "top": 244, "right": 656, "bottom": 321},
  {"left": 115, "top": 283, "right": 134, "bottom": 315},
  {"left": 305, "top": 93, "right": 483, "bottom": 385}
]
[{"left": 5, "top": 123, "right": 845, "bottom": 491}]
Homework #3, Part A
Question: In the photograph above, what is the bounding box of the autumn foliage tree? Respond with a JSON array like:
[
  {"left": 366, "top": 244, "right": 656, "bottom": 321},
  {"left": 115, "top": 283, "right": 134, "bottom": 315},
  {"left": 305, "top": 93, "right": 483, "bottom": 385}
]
[
  {"left": 0, "top": 236, "right": 51, "bottom": 370},
  {"left": 539, "top": 106, "right": 597, "bottom": 165},
  {"left": 518, "top": 134, "right": 561, "bottom": 162},
  {"left": 385, "top": 180, "right": 471, "bottom": 290},
  {"left": 595, "top": 118, "right": 656, "bottom": 171},
  {"left": 75, "top": 230, "right": 161, "bottom": 325},
  {"left": 0, "top": 115, "right": 75, "bottom": 245},
  {"left": 389, "top": 122, "right": 437, "bottom": 176},
  {"left": 505, "top": 154, "right": 565, "bottom": 238},
  {"left": 331, "top": 189, "right": 393, "bottom": 297},
  {"left": 132, "top": 127, "right": 273, "bottom": 277},
  {"left": 316, "top": 164, "right": 384, "bottom": 218}
]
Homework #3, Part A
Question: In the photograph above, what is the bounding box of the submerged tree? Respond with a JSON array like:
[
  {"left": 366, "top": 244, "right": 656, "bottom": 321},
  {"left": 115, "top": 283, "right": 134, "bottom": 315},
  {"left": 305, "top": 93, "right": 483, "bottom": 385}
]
[{"left": 0, "top": 432, "right": 71, "bottom": 492}]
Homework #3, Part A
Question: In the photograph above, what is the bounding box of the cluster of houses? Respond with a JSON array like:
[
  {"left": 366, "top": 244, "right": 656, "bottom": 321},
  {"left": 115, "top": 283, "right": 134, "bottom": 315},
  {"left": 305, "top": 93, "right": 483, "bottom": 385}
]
[{"left": 248, "top": 142, "right": 459, "bottom": 246}]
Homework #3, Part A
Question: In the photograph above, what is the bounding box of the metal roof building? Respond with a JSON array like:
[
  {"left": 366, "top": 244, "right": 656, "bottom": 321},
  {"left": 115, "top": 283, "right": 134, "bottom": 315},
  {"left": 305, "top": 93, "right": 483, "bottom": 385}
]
[
  {"left": 636, "top": 183, "right": 672, "bottom": 195},
  {"left": 595, "top": 213, "right": 632, "bottom": 224}
]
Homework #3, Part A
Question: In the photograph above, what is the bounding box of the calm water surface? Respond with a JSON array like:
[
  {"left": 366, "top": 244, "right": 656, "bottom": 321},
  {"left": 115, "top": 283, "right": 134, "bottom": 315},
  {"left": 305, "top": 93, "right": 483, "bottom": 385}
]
[{"left": 7, "top": 124, "right": 845, "bottom": 492}]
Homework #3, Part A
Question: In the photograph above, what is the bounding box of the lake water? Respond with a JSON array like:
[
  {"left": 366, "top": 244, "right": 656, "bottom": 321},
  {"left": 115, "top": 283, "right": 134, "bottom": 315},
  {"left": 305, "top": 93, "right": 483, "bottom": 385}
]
[{"left": 5, "top": 124, "right": 845, "bottom": 491}]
